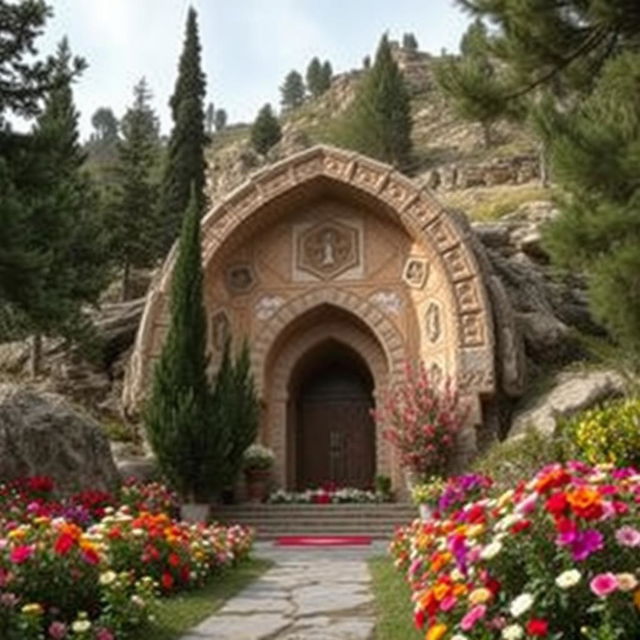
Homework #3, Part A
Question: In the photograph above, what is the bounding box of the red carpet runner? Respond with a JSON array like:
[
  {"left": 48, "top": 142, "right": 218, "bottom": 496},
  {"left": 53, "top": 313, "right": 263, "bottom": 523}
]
[{"left": 275, "top": 536, "right": 372, "bottom": 547}]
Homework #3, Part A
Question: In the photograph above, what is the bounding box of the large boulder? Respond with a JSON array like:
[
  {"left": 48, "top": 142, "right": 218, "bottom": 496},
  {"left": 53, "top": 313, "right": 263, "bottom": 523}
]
[
  {"left": 510, "top": 369, "right": 626, "bottom": 438},
  {"left": 0, "top": 384, "right": 120, "bottom": 495}
]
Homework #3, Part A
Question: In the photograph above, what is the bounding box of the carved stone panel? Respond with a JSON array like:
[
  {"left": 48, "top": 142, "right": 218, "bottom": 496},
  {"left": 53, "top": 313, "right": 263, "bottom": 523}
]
[
  {"left": 425, "top": 301, "right": 442, "bottom": 344},
  {"left": 403, "top": 258, "right": 429, "bottom": 289},
  {"left": 369, "top": 291, "right": 403, "bottom": 316},
  {"left": 210, "top": 311, "right": 230, "bottom": 351},
  {"left": 225, "top": 263, "right": 256, "bottom": 294},
  {"left": 296, "top": 220, "right": 360, "bottom": 280},
  {"left": 255, "top": 294, "right": 285, "bottom": 321}
]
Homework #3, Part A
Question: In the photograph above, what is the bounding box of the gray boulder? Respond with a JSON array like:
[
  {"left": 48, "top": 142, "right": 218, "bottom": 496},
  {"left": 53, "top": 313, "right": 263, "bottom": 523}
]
[
  {"left": 0, "top": 384, "right": 120, "bottom": 495},
  {"left": 510, "top": 369, "right": 626, "bottom": 438}
]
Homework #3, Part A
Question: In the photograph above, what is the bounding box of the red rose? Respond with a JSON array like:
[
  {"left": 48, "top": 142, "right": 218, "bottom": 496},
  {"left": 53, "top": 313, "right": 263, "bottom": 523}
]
[
  {"left": 526, "top": 619, "right": 549, "bottom": 636},
  {"left": 161, "top": 572, "right": 174, "bottom": 590},
  {"left": 545, "top": 492, "right": 568, "bottom": 516},
  {"left": 511, "top": 519, "right": 532, "bottom": 534},
  {"left": 54, "top": 532, "right": 75, "bottom": 555}
]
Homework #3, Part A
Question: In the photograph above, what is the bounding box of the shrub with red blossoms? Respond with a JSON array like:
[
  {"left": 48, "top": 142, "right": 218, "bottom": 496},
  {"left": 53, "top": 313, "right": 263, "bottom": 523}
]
[
  {"left": 390, "top": 463, "right": 640, "bottom": 639},
  {"left": 375, "top": 361, "right": 466, "bottom": 479}
]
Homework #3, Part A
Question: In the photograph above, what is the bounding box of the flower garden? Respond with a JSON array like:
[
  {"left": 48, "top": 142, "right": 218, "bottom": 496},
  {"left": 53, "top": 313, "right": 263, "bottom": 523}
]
[
  {"left": 389, "top": 464, "right": 640, "bottom": 640},
  {"left": 0, "top": 477, "right": 254, "bottom": 640}
]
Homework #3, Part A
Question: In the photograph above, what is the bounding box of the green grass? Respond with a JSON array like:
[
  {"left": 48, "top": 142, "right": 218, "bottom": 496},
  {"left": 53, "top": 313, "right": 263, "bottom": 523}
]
[
  {"left": 441, "top": 184, "right": 551, "bottom": 220},
  {"left": 138, "top": 558, "right": 272, "bottom": 640},
  {"left": 368, "top": 556, "right": 422, "bottom": 640}
]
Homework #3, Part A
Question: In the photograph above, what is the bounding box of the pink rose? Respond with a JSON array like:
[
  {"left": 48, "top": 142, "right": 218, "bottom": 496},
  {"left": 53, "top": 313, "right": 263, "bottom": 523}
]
[
  {"left": 461, "top": 604, "right": 487, "bottom": 631},
  {"left": 590, "top": 573, "right": 618, "bottom": 597}
]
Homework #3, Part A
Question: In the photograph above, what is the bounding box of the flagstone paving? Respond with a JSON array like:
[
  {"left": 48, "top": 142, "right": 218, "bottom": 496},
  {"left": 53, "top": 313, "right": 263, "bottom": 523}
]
[{"left": 180, "top": 542, "right": 386, "bottom": 640}]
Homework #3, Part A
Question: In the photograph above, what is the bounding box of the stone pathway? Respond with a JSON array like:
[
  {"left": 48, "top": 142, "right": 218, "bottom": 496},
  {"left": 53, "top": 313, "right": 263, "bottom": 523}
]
[{"left": 180, "top": 542, "right": 386, "bottom": 640}]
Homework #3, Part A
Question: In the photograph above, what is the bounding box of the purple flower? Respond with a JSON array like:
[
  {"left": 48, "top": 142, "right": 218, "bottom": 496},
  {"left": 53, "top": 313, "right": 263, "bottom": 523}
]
[{"left": 558, "top": 528, "right": 604, "bottom": 561}]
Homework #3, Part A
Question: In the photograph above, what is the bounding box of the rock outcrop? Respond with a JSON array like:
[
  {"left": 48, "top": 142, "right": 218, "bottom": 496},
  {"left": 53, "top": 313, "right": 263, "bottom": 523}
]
[
  {"left": 0, "top": 384, "right": 120, "bottom": 494},
  {"left": 510, "top": 369, "right": 626, "bottom": 438}
]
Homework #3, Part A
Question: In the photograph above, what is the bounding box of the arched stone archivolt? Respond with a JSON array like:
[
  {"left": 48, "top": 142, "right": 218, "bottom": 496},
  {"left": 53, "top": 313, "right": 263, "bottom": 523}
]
[
  {"left": 263, "top": 315, "right": 391, "bottom": 487},
  {"left": 124, "top": 145, "right": 496, "bottom": 424},
  {"left": 251, "top": 287, "right": 407, "bottom": 397}
]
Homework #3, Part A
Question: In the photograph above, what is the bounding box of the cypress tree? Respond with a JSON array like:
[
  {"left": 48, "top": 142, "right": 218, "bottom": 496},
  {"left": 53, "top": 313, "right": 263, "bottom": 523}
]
[
  {"left": 214, "top": 108, "right": 227, "bottom": 132},
  {"left": 319, "top": 60, "right": 333, "bottom": 93},
  {"left": 145, "top": 187, "right": 222, "bottom": 500},
  {"left": 156, "top": 6, "right": 207, "bottom": 254},
  {"left": 334, "top": 35, "right": 413, "bottom": 170},
  {"left": 108, "top": 77, "right": 162, "bottom": 301},
  {"left": 306, "top": 57, "right": 323, "bottom": 98},
  {"left": 280, "top": 70, "right": 305, "bottom": 111},
  {"left": 403, "top": 33, "right": 419, "bottom": 51},
  {"left": 250, "top": 103, "right": 281, "bottom": 155}
]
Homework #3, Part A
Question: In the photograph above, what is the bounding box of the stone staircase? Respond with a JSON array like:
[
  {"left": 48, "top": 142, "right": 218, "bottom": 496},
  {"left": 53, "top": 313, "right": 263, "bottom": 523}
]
[{"left": 210, "top": 503, "right": 418, "bottom": 540}]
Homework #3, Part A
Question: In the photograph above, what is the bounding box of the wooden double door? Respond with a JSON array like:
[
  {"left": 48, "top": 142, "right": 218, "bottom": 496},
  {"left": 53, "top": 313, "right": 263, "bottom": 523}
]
[{"left": 296, "top": 364, "right": 375, "bottom": 489}]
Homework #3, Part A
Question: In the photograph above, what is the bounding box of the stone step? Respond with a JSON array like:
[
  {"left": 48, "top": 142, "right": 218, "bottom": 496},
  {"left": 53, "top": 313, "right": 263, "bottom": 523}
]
[{"left": 210, "top": 503, "right": 418, "bottom": 539}]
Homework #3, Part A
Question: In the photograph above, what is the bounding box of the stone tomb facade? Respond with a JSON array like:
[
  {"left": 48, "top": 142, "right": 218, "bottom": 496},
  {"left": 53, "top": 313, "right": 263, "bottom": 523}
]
[{"left": 124, "top": 146, "right": 497, "bottom": 492}]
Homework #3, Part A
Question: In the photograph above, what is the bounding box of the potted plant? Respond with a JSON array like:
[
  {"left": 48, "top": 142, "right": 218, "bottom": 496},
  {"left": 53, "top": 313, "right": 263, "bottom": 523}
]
[
  {"left": 411, "top": 476, "right": 446, "bottom": 520},
  {"left": 242, "top": 444, "right": 274, "bottom": 502}
]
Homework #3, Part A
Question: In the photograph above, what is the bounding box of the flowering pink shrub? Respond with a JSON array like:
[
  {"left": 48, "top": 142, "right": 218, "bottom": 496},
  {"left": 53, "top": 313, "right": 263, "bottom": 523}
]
[
  {"left": 389, "top": 463, "right": 640, "bottom": 639},
  {"left": 375, "top": 361, "right": 466, "bottom": 478}
]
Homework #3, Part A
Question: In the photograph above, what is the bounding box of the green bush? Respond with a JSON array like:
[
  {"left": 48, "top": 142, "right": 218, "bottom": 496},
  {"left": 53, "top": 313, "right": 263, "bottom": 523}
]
[
  {"left": 560, "top": 397, "right": 640, "bottom": 467},
  {"left": 472, "top": 428, "right": 568, "bottom": 490}
]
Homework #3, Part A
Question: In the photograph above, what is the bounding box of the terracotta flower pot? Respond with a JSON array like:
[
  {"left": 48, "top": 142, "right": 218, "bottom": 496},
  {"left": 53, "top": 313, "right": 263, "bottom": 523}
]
[{"left": 244, "top": 468, "right": 271, "bottom": 503}]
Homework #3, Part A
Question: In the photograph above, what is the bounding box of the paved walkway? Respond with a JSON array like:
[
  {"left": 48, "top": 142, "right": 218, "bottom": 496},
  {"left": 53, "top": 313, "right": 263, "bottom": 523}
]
[{"left": 180, "top": 542, "right": 386, "bottom": 640}]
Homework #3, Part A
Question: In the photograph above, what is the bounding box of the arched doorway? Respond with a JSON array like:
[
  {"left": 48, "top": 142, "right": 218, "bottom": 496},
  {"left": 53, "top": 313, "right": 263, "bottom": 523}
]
[{"left": 290, "top": 340, "right": 376, "bottom": 490}]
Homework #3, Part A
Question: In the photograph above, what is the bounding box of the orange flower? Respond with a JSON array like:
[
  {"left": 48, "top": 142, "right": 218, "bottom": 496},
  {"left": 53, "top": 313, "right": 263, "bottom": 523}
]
[
  {"left": 566, "top": 487, "right": 603, "bottom": 519},
  {"left": 430, "top": 551, "right": 452, "bottom": 573},
  {"left": 536, "top": 468, "right": 570, "bottom": 494},
  {"left": 425, "top": 622, "right": 447, "bottom": 640},
  {"left": 432, "top": 582, "right": 450, "bottom": 602},
  {"left": 634, "top": 589, "right": 640, "bottom": 611}
]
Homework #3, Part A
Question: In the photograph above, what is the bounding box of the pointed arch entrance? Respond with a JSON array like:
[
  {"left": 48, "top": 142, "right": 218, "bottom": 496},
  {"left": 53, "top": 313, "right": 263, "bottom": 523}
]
[{"left": 291, "top": 339, "right": 375, "bottom": 489}]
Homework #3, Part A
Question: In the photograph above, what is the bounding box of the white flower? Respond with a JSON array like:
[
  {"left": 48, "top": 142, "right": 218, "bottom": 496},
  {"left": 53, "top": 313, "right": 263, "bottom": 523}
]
[
  {"left": 480, "top": 540, "right": 503, "bottom": 560},
  {"left": 452, "top": 635, "right": 469, "bottom": 640},
  {"left": 502, "top": 624, "right": 524, "bottom": 639},
  {"left": 555, "top": 569, "right": 581, "bottom": 589},
  {"left": 99, "top": 571, "right": 117, "bottom": 586},
  {"left": 71, "top": 619, "right": 92, "bottom": 633},
  {"left": 509, "top": 593, "right": 534, "bottom": 617}
]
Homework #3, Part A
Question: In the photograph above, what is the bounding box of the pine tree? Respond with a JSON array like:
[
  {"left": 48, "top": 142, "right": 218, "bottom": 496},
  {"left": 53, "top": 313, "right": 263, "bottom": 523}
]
[
  {"left": 435, "top": 20, "right": 510, "bottom": 147},
  {"left": 0, "top": 0, "right": 83, "bottom": 339},
  {"left": 108, "top": 77, "right": 161, "bottom": 301},
  {"left": 145, "top": 187, "right": 223, "bottom": 500},
  {"left": 280, "top": 70, "right": 305, "bottom": 111},
  {"left": 403, "top": 33, "right": 419, "bottom": 51},
  {"left": 334, "top": 35, "right": 413, "bottom": 170},
  {"left": 306, "top": 57, "right": 323, "bottom": 98},
  {"left": 156, "top": 7, "right": 207, "bottom": 254},
  {"left": 250, "top": 103, "right": 281, "bottom": 155},
  {"left": 319, "top": 60, "right": 333, "bottom": 93},
  {"left": 214, "top": 108, "right": 227, "bottom": 132},
  {"left": 27, "top": 37, "right": 110, "bottom": 374},
  {"left": 91, "top": 107, "right": 119, "bottom": 143},
  {"left": 541, "top": 52, "right": 640, "bottom": 359}
]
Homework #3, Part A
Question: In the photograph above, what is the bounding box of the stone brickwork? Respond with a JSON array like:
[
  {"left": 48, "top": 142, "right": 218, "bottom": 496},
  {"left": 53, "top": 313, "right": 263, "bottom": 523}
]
[{"left": 124, "top": 146, "right": 498, "bottom": 490}]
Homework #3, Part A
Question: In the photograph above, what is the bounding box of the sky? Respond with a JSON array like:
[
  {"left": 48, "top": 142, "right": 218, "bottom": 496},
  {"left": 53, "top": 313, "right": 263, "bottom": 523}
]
[{"left": 34, "top": 0, "right": 472, "bottom": 140}]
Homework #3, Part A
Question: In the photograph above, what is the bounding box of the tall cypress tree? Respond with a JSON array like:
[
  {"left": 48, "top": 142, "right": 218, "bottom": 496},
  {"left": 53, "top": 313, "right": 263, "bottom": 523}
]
[
  {"left": 145, "top": 187, "right": 222, "bottom": 500},
  {"left": 156, "top": 6, "right": 207, "bottom": 254},
  {"left": 108, "top": 77, "right": 161, "bottom": 301},
  {"left": 280, "top": 70, "right": 305, "bottom": 111},
  {"left": 250, "top": 103, "right": 281, "bottom": 155},
  {"left": 306, "top": 57, "right": 323, "bottom": 98},
  {"left": 334, "top": 35, "right": 413, "bottom": 170}
]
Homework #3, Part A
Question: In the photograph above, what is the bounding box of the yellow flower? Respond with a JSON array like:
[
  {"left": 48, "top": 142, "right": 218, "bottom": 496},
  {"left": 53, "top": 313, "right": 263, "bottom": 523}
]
[
  {"left": 469, "top": 587, "right": 492, "bottom": 604},
  {"left": 633, "top": 589, "right": 640, "bottom": 611},
  {"left": 21, "top": 603, "right": 43, "bottom": 616},
  {"left": 426, "top": 622, "right": 447, "bottom": 640},
  {"left": 466, "top": 524, "right": 484, "bottom": 538}
]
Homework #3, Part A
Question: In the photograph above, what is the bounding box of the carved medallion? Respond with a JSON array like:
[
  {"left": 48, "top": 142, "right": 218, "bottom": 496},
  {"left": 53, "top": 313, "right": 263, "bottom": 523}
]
[
  {"left": 210, "top": 311, "right": 230, "bottom": 351},
  {"left": 225, "top": 263, "right": 255, "bottom": 294},
  {"left": 425, "top": 301, "right": 442, "bottom": 343},
  {"left": 297, "top": 220, "right": 359, "bottom": 280},
  {"left": 403, "top": 258, "right": 429, "bottom": 289},
  {"left": 255, "top": 295, "right": 285, "bottom": 321}
]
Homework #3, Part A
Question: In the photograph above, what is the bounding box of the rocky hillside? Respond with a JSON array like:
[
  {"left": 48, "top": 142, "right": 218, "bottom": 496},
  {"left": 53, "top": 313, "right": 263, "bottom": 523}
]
[{"left": 206, "top": 43, "right": 545, "bottom": 216}]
